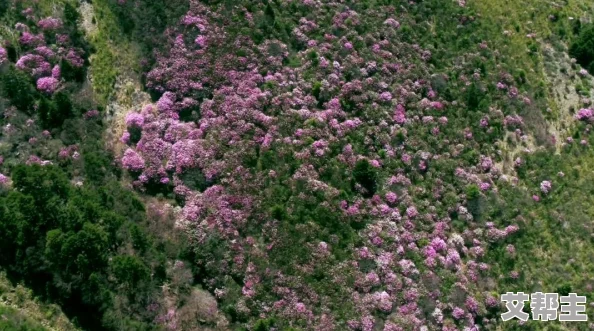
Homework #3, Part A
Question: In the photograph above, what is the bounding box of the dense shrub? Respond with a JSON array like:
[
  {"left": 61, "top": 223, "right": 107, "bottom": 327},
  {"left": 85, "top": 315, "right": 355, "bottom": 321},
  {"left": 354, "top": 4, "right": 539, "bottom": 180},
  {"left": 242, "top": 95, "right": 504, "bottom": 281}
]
[
  {"left": 352, "top": 159, "right": 378, "bottom": 197},
  {"left": 569, "top": 23, "right": 594, "bottom": 74},
  {"left": 0, "top": 66, "right": 36, "bottom": 112},
  {"left": 0, "top": 165, "right": 170, "bottom": 330},
  {"left": 2, "top": 0, "right": 594, "bottom": 329}
]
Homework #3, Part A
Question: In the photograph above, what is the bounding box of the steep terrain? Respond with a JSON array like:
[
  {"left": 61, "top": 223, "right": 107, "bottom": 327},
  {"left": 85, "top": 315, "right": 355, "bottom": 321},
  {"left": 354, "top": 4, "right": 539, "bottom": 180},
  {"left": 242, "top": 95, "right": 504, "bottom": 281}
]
[{"left": 0, "top": 0, "right": 594, "bottom": 330}]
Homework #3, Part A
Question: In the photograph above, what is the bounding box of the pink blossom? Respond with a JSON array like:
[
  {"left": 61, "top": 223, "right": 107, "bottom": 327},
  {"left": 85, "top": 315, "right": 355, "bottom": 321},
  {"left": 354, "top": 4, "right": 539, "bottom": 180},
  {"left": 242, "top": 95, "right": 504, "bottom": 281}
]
[
  {"left": 384, "top": 18, "right": 400, "bottom": 28},
  {"left": 540, "top": 180, "right": 552, "bottom": 194},
  {"left": 19, "top": 32, "right": 45, "bottom": 46},
  {"left": 365, "top": 272, "right": 381, "bottom": 286},
  {"left": 394, "top": 104, "right": 406, "bottom": 124},
  {"left": 361, "top": 316, "right": 374, "bottom": 331},
  {"left": 37, "top": 17, "right": 63, "bottom": 30},
  {"left": 295, "top": 302, "right": 306, "bottom": 313},
  {"left": 430, "top": 101, "right": 444, "bottom": 110},
  {"left": 504, "top": 114, "right": 524, "bottom": 127},
  {"left": 485, "top": 296, "right": 498, "bottom": 307},
  {"left": 480, "top": 117, "right": 489, "bottom": 127},
  {"left": 505, "top": 225, "right": 519, "bottom": 235},
  {"left": 84, "top": 110, "right": 99, "bottom": 119},
  {"left": 120, "top": 132, "right": 131, "bottom": 144},
  {"left": 369, "top": 159, "right": 381, "bottom": 168},
  {"left": 385, "top": 191, "right": 398, "bottom": 204},
  {"left": 465, "top": 297, "right": 479, "bottom": 313},
  {"left": 431, "top": 237, "right": 447, "bottom": 251},
  {"left": 16, "top": 54, "right": 50, "bottom": 77},
  {"left": 51, "top": 65, "right": 61, "bottom": 79},
  {"left": 380, "top": 92, "right": 392, "bottom": 102},
  {"left": 374, "top": 291, "right": 393, "bottom": 312},
  {"left": 122, "top": 148, "right": 145, "bottom": 171},
  {"left": 0, "top": 174, "right": 8, "bottom": 185},
  {"left": 401, "top": 153, "right": 412, "bottom": 164},
  {"left": 406, "top": 206, "right": 418, "bottom": 218},
  {"left": 65, "top": 49, "right": 84, "bottom": 68},
  {"left": 479, "top": 182, "right": 491, "bottom": 191},
  {"left": 125, "top": 112, "right": 145, "bottom": 127},
  {"left": 575, "top": 108, "right": 594, "bottom": 121},
  {"left": 452, "top": 307, "right": 465, "bottom": 320},
  {"left": 35, "top": 46, "right": 56, "bottom": 59},
  {"left": 195, "top": 35, "right": 207, "bottom": 48},
  {"left": 36, "top": 77, "right": 59, "bottom": 94},
  {"left": 0, "top": 47, "right": 7, "bottom": 64}
]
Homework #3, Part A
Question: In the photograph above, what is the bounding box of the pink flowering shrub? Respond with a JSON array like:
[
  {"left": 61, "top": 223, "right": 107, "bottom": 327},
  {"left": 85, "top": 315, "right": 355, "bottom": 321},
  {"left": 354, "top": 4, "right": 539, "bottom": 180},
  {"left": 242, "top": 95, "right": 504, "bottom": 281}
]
[
  {"left": 575, "top": 108, "right": 594, "bottom": 121},
  {"left": 0, "top": 173, "right": 8, "bottom": 186},
  {"left": 1, "top": 0, "right": 589, "bottom": 327},
  {"left": 36, "top": 76, "right": 59, "bottom": 94},
  {"left": 122, "top": 148, "right": 145, "bottom": 171},
  {"left": 16, "top": 54, "right": 51, "bottom": 77},
  {"left": 0, "top": 47, "right": 7, "bottom": 65},
  {"left": 9, "top": 15, "right": 85, "bottom": 87},
  {"left": 540, "top": 180, "right": 552, "bottom": 194},
  {"left": 92, "top": 0, "right": 590, "bottom": 329},
  {"left": 37, "top": 17, "right": 63, "bottom": 31}
]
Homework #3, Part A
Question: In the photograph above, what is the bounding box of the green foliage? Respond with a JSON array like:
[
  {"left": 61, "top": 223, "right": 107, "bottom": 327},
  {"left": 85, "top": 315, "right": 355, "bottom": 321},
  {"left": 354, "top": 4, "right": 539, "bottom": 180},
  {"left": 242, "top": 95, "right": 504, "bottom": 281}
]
[
  {"left": 110, "top": 255, "right": 150, "bottom": 288},
  {"left": 312, "top": 81, "right": 322, "bottom": 100},
  {"left": 569, "top": 23, "right": 594, "bottom": 74},
  {"left": 556, "top": 283, "right": 572, "bottom": 296},
  {"left": 45, "top": 222, "right": 110, "bottom": 278},
  {"left": 63, "top": 3, "right": 79, "bottom": 27},
  {"left": 466, "top": 82, "right": 485, "bottom": 111},
  {"left": 253, "top": 317, "right": 276, "bottom": 331},
  {"left": 178, "top": 167, "right": 213, "bottom": 192},
  {"left": 0, "top": 165, "right": 167, "bottom": 330},
  {"left": 0, "top": 1, "right": 8, "bottom": 16},
  {"left": 0, "top": 66, "right": 36, "bottom": 112},
  {"left": 466, "top": 184, "right": 480, "bottom": 200},
  {"left": 270, "top": 204, "right": 288, "bottom": 221},
  {"left": 0, "top": 305, "right": 49, "bottom": 331},
  {"left": 308, "top": 50, "right": 319, "bottom": 66},
  {"left": 38, "top": 91, "right": 74, "bottom": 129},
  {"left": 82, "top": 149, "right": 110, "bottom": 184},
  {"left": 352, "top": 159, "right": 378, "bottom": 197},
  {"left": 60, "top": 58, "right": 86, "bottom": 83}
]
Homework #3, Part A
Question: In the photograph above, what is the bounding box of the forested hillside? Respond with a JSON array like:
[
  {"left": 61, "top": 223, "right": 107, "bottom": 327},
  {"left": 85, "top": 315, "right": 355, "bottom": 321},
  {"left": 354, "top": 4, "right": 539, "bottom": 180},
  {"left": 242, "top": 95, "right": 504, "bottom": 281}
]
[{"left": 1, "top": 0, "right": 594, "bottom": 330}]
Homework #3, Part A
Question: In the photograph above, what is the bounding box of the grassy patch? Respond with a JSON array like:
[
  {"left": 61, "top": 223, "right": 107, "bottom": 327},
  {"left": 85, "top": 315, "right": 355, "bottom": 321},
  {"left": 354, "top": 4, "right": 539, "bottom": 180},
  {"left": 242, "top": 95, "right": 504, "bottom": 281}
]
[
  {"left": 84, "top": 0, "right": 143, "bottom": 105},
  {"left": 0, "top": 273, "right": 78, "bottom": 331},
  {"left": 0, "top": 305, "right": 48, "bottom": 331}
]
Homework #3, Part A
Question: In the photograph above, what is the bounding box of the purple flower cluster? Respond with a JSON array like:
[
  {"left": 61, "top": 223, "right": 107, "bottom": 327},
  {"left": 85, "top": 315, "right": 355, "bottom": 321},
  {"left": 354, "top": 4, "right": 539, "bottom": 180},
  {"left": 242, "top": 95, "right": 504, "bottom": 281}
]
[
  {"left": 107, "top": 1, "right": 549, "bottom": 329},
  {"left": 575, "top": 108, "right": 594, "bottom": 121},
  {"left": 36, "top": 76, "right": 59, "bottom": 94},
  {"left": 37, "top": 17, "right": 63, "bottom": 30},
  {"left": 5, "top": 16, "right": 87, "bottom": 104},
  {"left": 540, "top": 180, "right": 552, "bottom": 194},
  {"left": 0, "top": 47, "right": 7, "bottom": 65}
]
